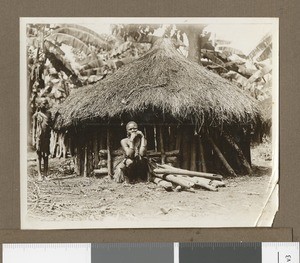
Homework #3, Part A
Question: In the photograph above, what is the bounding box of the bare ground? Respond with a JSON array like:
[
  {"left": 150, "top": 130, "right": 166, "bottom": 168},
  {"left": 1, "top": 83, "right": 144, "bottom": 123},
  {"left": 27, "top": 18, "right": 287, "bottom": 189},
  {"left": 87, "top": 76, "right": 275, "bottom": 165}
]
[{"left": 25, "top": 140, "right": 274, "bottom": 228}]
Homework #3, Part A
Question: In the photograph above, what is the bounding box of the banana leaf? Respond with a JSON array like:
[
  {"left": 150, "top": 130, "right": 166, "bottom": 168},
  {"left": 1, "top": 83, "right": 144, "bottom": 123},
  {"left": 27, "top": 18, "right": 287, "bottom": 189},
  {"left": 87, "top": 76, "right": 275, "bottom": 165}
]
[
  {"left": 222, "top": 70, "right": 249, "bottom": 87},
  {"left": 51, "top": 27, "right": 109, "bottom": 49},
  {"left": 256, "top": 44, "right": 272, "bottom": 62},
  {"left": 52, "top": 24, "right": 106, "bottom": 41},
  {"left": 247, "top": 33, "right": 272, "bottom": 60},
  {"left": 80, "top": 67, "right": 106, "bottom": 76},
  {"left": 80, "top": 58, "right": 107, "bottom": 71},
  {"left": 44, "top": 40, "right": 65, "bottom": 56},
  {"left": 27, "top": 37, "right": 40, "bottom": 48},
  {"left": 202, "top": 50, "right": 225, "bottom": 67},
  {"left": 46, "top": 33, "right": 92, "bottom": 55},
  {"left": 216, "top": 45, "right": 245, "bottom": 57},
  {"left": 248, "top": 61, "right": 272, "bottom": 83}
]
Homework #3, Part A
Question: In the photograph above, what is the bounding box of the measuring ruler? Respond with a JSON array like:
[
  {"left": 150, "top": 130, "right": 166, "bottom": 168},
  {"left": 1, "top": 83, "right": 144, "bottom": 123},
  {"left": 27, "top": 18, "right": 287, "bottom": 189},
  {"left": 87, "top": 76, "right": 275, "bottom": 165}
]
[{"left": 3, "top": 243, "right": 299, "bottom": 263}]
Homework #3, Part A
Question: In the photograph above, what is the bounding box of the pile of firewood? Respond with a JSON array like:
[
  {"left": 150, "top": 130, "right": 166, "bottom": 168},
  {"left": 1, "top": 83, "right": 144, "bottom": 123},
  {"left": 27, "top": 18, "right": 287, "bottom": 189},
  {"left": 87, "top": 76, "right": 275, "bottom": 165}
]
[{"left": 152, "top": 164, "right": 225, "bottom": 192}]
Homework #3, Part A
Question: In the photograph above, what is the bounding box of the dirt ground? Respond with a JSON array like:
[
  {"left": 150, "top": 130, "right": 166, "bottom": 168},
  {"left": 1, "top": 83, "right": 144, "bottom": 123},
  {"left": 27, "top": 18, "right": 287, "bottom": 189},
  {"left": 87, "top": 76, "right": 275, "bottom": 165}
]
[{"left": 25, "top": 140, "right": 275, "bottom": 228}]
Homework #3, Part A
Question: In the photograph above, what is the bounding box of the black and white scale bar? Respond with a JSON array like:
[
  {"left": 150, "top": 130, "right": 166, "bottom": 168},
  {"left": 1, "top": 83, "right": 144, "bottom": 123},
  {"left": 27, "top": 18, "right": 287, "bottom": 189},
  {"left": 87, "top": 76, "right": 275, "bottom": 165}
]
[{"left": 3, "top": 243, "right": 299, "bottom": 263}]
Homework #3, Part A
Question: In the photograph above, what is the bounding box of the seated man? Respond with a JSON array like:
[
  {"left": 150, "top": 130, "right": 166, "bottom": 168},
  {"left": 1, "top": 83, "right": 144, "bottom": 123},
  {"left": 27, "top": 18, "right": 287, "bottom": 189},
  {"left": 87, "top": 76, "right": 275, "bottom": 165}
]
[{"left": 116, "top": 121, "right": 149, "bottom": 183}]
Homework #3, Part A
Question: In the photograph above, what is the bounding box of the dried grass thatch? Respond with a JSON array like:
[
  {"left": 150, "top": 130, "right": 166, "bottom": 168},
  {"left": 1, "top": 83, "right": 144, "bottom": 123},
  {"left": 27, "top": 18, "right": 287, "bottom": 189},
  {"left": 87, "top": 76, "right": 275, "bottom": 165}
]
[{"left": 53, "top": 38, "right": 261, "bottom": 130}]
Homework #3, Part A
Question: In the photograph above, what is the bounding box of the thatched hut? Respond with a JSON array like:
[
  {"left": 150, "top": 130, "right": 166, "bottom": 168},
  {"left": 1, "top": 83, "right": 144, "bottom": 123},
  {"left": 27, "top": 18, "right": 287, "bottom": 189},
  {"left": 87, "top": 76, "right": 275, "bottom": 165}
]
[{"left": 53, "top": 38, "right": 261, "bottom": 177}]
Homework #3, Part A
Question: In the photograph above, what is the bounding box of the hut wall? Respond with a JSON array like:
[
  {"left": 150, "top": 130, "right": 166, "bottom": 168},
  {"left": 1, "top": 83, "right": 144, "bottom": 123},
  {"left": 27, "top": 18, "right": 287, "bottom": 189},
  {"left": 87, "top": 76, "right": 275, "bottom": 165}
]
[{"left": 67, "top": 123, "right": 252, "bottom": 177}]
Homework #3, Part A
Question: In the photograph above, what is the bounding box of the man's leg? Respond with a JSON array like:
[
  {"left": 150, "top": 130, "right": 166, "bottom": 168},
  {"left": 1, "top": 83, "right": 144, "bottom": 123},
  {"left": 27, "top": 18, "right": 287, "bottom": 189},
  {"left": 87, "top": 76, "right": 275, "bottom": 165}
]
[
  {"left": 37, "top": 152, "right": 43, "bottom": 181},
  {"left": 43, "top": 153, "right": 49, "bottom": 178}
]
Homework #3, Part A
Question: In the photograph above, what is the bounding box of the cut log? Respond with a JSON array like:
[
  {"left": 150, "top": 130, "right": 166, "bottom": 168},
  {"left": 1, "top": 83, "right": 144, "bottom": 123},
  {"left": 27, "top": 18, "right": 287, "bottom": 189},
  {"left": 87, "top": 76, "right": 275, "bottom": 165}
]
[
  {"left": 155, "top": 164, "right": 223, "bottom": 180},
  {"left": 152, "top": 177, "right": 173, "bottom": 191},
  {"left": 176, "top": 175, "right": 217, "bottom": 191},
  {"left": 211, "top": 180, "right": 226, "bottom": 188},
  {"left": 154, "top": 173, "right": 194, "bottom": 188},
  {"left": 93, "top": 168, "right": 108, "bottom": 175},
  {"left": 208, "top": 136, "right": 237, "bottom": 177},
  {"left": 223, "top": 132, "right": 252, "bottom": 175},
  {"left": 165, "top": 156, "right": 178, "bottom": 165}
]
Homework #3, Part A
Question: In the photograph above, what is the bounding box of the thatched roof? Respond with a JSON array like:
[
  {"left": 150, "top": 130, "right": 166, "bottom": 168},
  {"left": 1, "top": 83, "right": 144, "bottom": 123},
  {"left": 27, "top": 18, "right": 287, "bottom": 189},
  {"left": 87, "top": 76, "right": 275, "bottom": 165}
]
[{"left": 53, "top": 38, "right": 261, "bottom": 130}]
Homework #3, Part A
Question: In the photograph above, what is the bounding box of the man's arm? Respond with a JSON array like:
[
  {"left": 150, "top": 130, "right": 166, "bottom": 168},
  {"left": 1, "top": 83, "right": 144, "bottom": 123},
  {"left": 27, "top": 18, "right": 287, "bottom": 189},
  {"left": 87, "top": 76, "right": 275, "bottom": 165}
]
[
  {"left": 137, "top": 131, "right": 147, "bottom": 156},
  {"left": 121, "top": 138, "right": 135, "bottom": 158}
]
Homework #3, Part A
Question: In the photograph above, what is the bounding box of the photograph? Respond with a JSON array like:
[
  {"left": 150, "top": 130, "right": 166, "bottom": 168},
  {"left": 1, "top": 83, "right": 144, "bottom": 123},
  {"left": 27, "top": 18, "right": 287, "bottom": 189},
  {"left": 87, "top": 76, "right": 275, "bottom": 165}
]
[{"left": 20, "top": 17, "right": 278, "bottom": 229}]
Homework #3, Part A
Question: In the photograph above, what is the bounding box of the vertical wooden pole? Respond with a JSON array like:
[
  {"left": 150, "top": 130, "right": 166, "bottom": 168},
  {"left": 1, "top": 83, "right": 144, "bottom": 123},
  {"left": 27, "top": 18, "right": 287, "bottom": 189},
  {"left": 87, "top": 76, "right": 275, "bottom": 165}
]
[
  {"left": 74, "top": 130, "right": 83, "bottom": 176},
  {"left": 83, "top": 142, "right": 88, "bottom": 177},
  {"left": 190, "top": 135, "right": 197, "bottom": 171},
  {"left": 99, "top": 128, "right": 104, "bottom": 149},
  {"left": 145, "top": 126, "right": 155, "bottom": 150},
  {"left": 181, "top": 126, "right": 191, "bottom": 170},
  {"left": 107, "top": 126, "right": 113, "bottom": 178},
  {"left": 169, "top": 125, "right": 177, "bottom": 151},
  {"left": 93, "top": 131, "right": 99, "bottom": 169},
  {"left": 159, "top": 125, "right": 166, "bottom": 164},
  {"left": 198, "top": 136, "right": 207, "bottom": 172},
  {"left": 175, "top": 126, "right": 183, "bottom": 167},
  {"left": 153, "top": 126, "right": 157, "bottom": 152},
  {"left": 175, "top": 126, "right": 182, "bottom": 150},
  {"left": 74, "top": 147, "right": 80, "bottom": 176}
]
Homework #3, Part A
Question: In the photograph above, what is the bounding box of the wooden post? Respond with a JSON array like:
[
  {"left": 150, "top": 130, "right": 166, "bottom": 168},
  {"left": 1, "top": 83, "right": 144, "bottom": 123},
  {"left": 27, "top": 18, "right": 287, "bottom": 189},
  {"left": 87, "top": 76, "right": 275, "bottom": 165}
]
[
  {"left": 208, "top": 136, "right": 237, "bottom": 177},
  {"left": 198, "top": 136, "right": 207, "bottom": 172},
  {"left": 107, "top": 126, "right": 113, "bottom": 178},
  {"left": 175, "top": 126, "right": 182, "bottom": 151},
  {"left": 169, "top": 125, "right": 177, "bottom": 150},
  {"left": 190, "top": 135, "right": 197, "bottom": 171},
  {"left": 99, "top": 128, "right": 104, "bottom": 149},
  {"left": 159, "top": 125, "right": 166, "bottom": 164},
  {"left": 145, "top": 125, "right": 155, "bottom": 150},
  {"left": 93, "top": 131, "right": 99, "bottom": 169},
  {"left": 83, "top": 143, "right": 88, "bottom": 177},
  {"left": 154, "top": 126, "right": 158, "bottom": 152},
  {"left": 239, "top": 128, "right": 251, "bottom": 166},
  {"left": 74, "top": 148, "right": 80, "bottom": 176},
  {"left": 181, "top": 126, "right": 191, "bottom": 170},
  {"left": 175, "top": 126, "right": 183, "bottom": 167},
  {"left": 223, "top": 132, "right": 252, "bottom": 175}
]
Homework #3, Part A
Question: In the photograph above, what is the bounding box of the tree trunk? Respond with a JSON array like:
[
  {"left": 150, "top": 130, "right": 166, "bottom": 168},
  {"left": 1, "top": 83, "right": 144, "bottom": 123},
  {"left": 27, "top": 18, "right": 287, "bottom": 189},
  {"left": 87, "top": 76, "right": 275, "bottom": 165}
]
[
  {"left": 154, "top": 164, "right": 223, "bottom": 180},
  {"left": 152, "top": 177, "right": 173, "bottom": 191},
  {"left": 154, "top": 173, "right": 194, "bottom": 188},
  {"left": 177, "top": 25, "right": 205, "bottom": 64}
]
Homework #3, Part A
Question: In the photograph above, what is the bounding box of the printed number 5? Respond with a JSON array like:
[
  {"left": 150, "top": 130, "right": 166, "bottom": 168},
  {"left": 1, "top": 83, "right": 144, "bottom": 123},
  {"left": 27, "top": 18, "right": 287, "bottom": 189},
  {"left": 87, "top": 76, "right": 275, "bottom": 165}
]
[{"left": 285, "top": 255, "right": 291, "bottom": 262}]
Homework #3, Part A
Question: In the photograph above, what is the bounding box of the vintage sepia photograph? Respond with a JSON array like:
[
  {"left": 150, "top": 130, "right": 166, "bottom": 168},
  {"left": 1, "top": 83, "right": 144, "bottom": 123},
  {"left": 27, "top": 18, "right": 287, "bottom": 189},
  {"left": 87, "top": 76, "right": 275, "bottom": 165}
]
[{"left": 20, "top": 17, "right": 278, "bottom": 229}]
